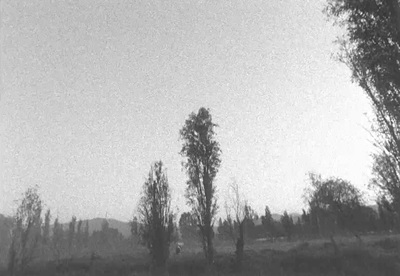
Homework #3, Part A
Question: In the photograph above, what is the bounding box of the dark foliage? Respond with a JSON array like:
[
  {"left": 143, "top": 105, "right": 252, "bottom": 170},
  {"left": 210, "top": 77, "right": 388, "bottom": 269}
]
[{"left": 180, "top": 107, "right": 222, "bottom": 266}]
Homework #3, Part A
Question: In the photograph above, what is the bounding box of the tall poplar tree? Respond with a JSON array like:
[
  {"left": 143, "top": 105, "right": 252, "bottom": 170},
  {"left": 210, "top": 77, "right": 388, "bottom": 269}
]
[{"left": 180, "top": 107, "right": 221, "bottom": 267}]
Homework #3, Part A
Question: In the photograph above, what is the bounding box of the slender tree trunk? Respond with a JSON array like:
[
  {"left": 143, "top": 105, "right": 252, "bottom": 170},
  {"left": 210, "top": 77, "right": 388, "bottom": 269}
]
[
  {"left": 204, "top": 174, "right": 214, "bottom": 269},
  {"left": 206, "top": 224, "right": 214, "bottom": 267},
  {"left": 235, "top": 221, "right": 245, "bottom": 271},
  {"left": 316, "top": 213, "right": 322, "bottom": 237},
  {"left": 7, "top": 238, "right": 16, "bottom": 276}
]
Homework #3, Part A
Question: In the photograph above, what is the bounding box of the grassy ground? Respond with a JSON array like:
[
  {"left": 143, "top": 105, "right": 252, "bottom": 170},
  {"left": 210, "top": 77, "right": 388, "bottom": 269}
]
[{"left": 2, "top": 234, "right": 400, "bottom": 275}]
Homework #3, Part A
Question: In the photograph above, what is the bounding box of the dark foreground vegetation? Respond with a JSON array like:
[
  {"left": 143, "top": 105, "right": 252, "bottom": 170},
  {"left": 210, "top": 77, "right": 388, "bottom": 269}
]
[{"left": 1, "top": 234, "right": 400, "bottom": 276}]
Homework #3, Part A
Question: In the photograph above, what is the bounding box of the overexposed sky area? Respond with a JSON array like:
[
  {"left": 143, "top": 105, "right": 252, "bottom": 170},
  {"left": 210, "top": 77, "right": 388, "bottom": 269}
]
[{"left": 1, "top": 0, "right": 376, "bottom": 223}]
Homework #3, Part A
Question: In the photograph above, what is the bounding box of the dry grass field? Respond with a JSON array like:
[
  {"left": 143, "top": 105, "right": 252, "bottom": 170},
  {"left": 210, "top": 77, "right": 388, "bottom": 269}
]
[{"left": 2, "top": 233, "right": 400, "bottom": 276}]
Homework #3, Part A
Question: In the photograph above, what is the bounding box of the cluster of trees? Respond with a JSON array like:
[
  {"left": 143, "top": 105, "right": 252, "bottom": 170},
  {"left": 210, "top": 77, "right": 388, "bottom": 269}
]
[
  {"left": 136, "top": 161, "right": 176, "bottom": 275},
  {"left": 4, "top": 186, "right": 132, "bottom": 276},
  {"left": 3, "top": 107, "right": 220, "bottom": 276},
  {"left": 7, "top": 187, "right": 43, "bottom": 275},
  {"left": 325, "top": 0, "right": 400, "bottom": 227},
  {"left": 215, "top": 173, "right": 400, "bottom": 244},
  {"left": 49, "top": 214, "right": 92, "bottom": 262},
  {"left": 87, "top": 219, "right": 126, "bottom": 256},
  {"left": 136, "top": 107, "right": 222, "bottom": 275},
  {"left": 137, "top": 104, "right": 398, "bottom": 274}
]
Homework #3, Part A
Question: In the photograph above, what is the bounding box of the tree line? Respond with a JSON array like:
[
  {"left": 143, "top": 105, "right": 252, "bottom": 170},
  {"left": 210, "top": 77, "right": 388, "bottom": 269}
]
[{"left": 3, "top": 186, "right": 135, "bottom": 276}]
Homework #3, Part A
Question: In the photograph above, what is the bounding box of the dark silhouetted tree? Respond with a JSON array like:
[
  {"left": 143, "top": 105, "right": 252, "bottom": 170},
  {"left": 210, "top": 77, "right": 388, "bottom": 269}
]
[
  {"left": 52, "top": 218, "right": 64, "bottom": 262},
  {"left": 83, "top": 220, "right": 89, "bottom": 249},
  {"left": 138, "top": 161, "right": 175, "bottom": 276},
  {"left": 370, "top": 152, "right": 400, "bottom": 226},
  {"left": 178, "top": 212, "right": 198, "bottom": 243},
  {"left": 244, "top": 205, "right": 258, "bottom": 239},
  {"left": 304, "top": 173, "right": 364, "bottom": 248},
  {"left": 300, "top": 209, "right": 319, "bottom": 237},
  {"left": 325, "top": 0, "right": 400, "bottom": 219},
  {"left": 129, "top": 216, "right": 139, "bottom": 246},
  {"left": 101, "top": 219, "right": 109, "bottom": 244},
  {"left": 41, "top": 209, "right": 51, "bottom": 260},
  {"left": 217, "top": 218, "right": 232, "bottom": 241},
  {"left": 75, "top": 219, "right": 83, "bottom": 254},
  {"left": 378, "top": 196, "right": 397, "bottom": 231},
  {"left": 280, "top": 211, "right": 294, "bottom": 241},
  {"left": 68, "top": 216, "right": 76, "bottom": 257},
  {"left": 294, "top": 217, "right": 303, "bottom": 237},
  {"left": 179, "top": 107, "right": 221, "bottom": 267},
  {"left": 8, "top": 186, "right": 42, "bottom": 276},
  {"left": 42, "top": 209, "right": 51, "bottom": 246},
  {"left": 225, "top": 179, "right": 248, "bottom": 270},
  {"left": 0, "top": 215, "right": 13, "bottom": 267},
  {"left": 261, "top": 206, "right": 275, "bottom": 239}
]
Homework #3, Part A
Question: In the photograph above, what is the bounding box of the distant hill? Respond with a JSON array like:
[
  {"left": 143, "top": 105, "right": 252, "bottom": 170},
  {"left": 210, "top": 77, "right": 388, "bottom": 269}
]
[
  {"left": 271, "top": 214, "right": 282, "bottom": 221},
  {"left": 264, "top": 213, "right": 302, "bottom": 223},
  {"left": 0, "top": 214, "right": 132, "bottom": 239},
  {"left": 290, "top": 213, "right": 301, "bottom": 223}
]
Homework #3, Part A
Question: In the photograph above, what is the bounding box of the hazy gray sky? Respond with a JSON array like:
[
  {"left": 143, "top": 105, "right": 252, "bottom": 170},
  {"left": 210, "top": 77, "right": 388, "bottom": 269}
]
[{"left": 1, "top": 0, "right": 375, "bottom": 222}]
